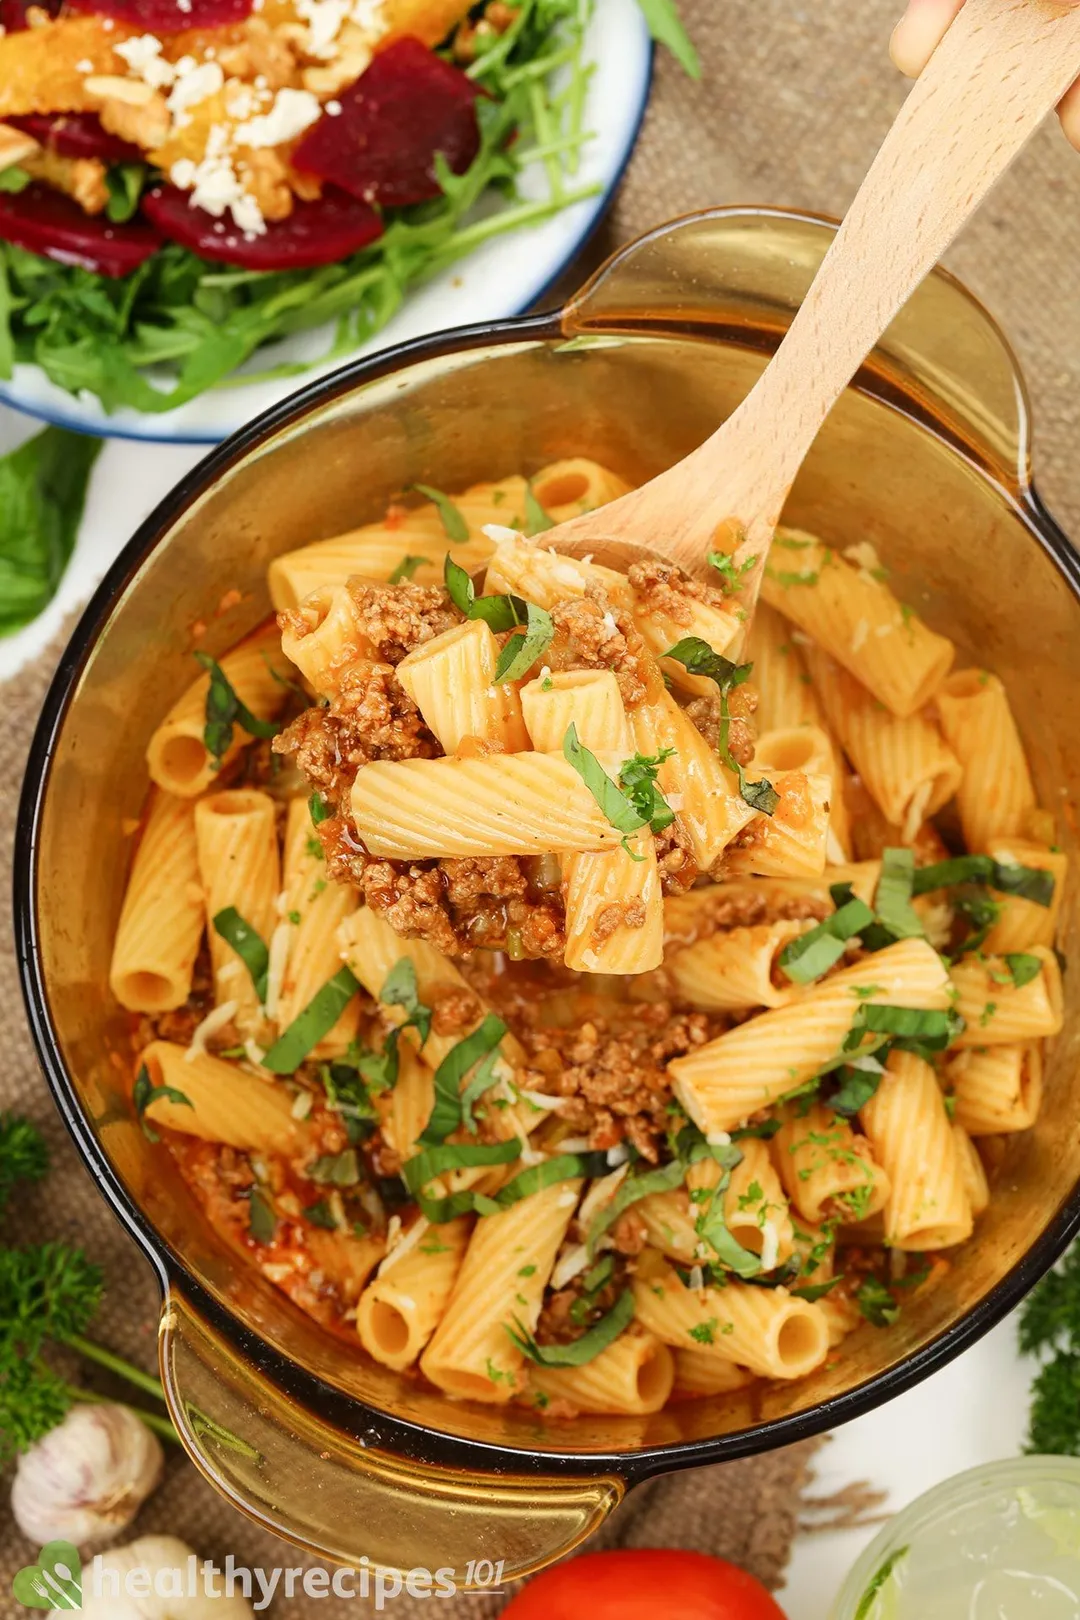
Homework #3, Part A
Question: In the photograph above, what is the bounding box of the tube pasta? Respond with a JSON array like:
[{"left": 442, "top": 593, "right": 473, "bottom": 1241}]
[
  {"left": 945, "top": 1042, "right": 1043, "bottom": 1135},
  {"left": 356, "top": 1218, "right": 470, "bottom": 1371},
  {"left": 384, "top": 1046, "right": 437, "bottom": 1159},
  {"left": 935, "top": 670, "right": 1035, "bottom": 852},
  {"left": 396, "top": 620, "right": 529, "bottom": 754},
  {"left": 752, "top": 724, "right": 851, "bottom": 864},
  {"left": 721, "top": 1139, "right": 795, "bottom": 1265},
  {"left": 632, "top": 1252, "right": 830, "bottom": 1380},
  {"left": 722, "top": 771, "right": 832, "bottom": 879},
  {"left": 629, "top": 591, "right": 741, "bottom": 696},
  {"left": 669, "top": 940, "right": 952, "bottom": 1135},
  {"left": 662, "top": 863, "right": 881, "bottom": 949},
  {"left": 421, "top": 1179, "right": 583, "bottom": 1402},
  {"left": 983, "top": 839, "right": 1067, "bottom": 953},
  {"left": 277, "top": 799, "right": 358, "bottom": 1056},
  {"left": 665, "top": 920, "right": 814, "bottom": 1011},
  {"left": 484, "top": 535, "right": 633, "bottom": 612},
  {"left": 110, "top": 791, "right": 204, "bottom": 1013},
  {"left": 630, "top": 678, "right": 755, "bottom": 866},
  {"left": 524, "top": 1331, "right": 675, "bottom": 1416},
  {"left": 528, "top": 458, "right": 633, "bottom": 517},
  {"left": 267, "top": 476, "right": 531, "bottom": 610},
  {"left": 351, "top": 753, "right": 626, "bottom": 858},
  {"left": 672, "top": 1348, "right": 756, "bottom": 1397},
  {"left": 860, "top": 1050, "right": 973, "bottom": 1250},
  {"left": 953, "top": 1125, "right": 990, "bottom": 1217},
  {"left": 138, "top": 1041, "right": 305, "bottom": 1155},
  {"left": 194, "top": 790, "right": 280, "bottom": 1032},
  {"left": 520, "top": 669, "right": 633, "bottom": 755},
  {"left": 950, "top": 947, "right": 1063, "bottom": 1046},
  {"left": 803, "top": 643, "right": 961, "bottom": 840},
  {"left": 278, "top": 585, "right": 374, "bottom": 699},
  {"left": 773, "top": 1102, "right": 890, "bottom": 1225},
  {"left": 563, "top": 836, "right": 664, "bottom": 974},
  {"left": 760, "top": 529, "right": 954, "bottom": 716},
  {"left": 745, "top": 603, "right": 825, "bottom": 732},
  {"left": 146, "top": 624, "right": 292, "bottom": 798}
]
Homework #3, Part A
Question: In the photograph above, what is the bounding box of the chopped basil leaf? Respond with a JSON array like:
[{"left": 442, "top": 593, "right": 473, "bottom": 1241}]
[
  {"left": 954, "top": 891, "right": 1001, "bottom": 957},
  {"left": 662, "top": 635, "right": 776, "bottom": 815},
  {"left": 847, "top": 1004, "right": 958, "bottom": 1050},
  {"left": 420, "top": 1014, "right": 508, "bottom": 1145},
  {"left": 212, "top": 907, "right": 269, "bottom": 1002},
  {"left": 791, "top": 1275, "right": 844, "bottom": 1303},
  {"left": 443, "top": 553, "right": 475, "bottom": 614},
  {"left": 779, "top": 897, "right": 876, "bottom": 984},
  {"left": 586, "top": 1157, "right": 687, "bottom": 1257},
  {"left": 829, "top": 1062, "right": 886, "bottom": 1116},
  {"left": 412, "top": 483, "right": 469, "bottom": 543},
  {"left": 308, "top": 791, "right": 333, "bottom": 825},
  {"left": 693, "top": 1182, "right": 763, "bottom": 1280},
  {"left": 381, "top": 958, "right": 433, "bottom": 1045},
  {"left": 507, "top": 1288, "right": 635, "bottom": 1367},
  {"left": 495, "top": 1152, "right": 599, "bottom": 1208},
  {"left": 248, "top": 1185, "right": 277, "bottom": 1245},
  {"left": 856, "top": 1276, "right": 900, "bottom": 1327},
  {"left": 308, "top": 1149, "right": 361, "bottom": 1187},
  {"left": 401, "top": 1139, "right": 523, "bottom": 1223},
  {"left": 912, "top": 854, "right": 1054, "bottom": 908},
  {"left": 523, "top": 483, "right": 555, "bottom": 536},
  {"left": 874, "top": 848, "right": 924, "bottom": 940},
  {"left": 731, "top": 1118, "right": 783, "bottom": 1142},
  {"left": 1006, "top": 952, "right": 1042, "bottom": 990},
  {"left": 493, "top": 599, "right": 554, "bottom": 682},
  {"left": 194, "top": 650, "right": 279, "bottom": 767},
  {"left": 563, "top": 723, "right": 649, "bottom": 836},
  {"left": 262, "top": 966, "right": 360, "bottom": 1074},
  {"left": 132, "top": 1063, "right": 192, "bottom": 1144},
  {"left": 993, "top": 862, "right": 1056, "bottom": 907},
  {"left": 388, "top": 554, "right": 428, "bottom": 584},
  {"left": 320, "top": 1060, "right": 379, "bottom": 1141},
  {"left": 105, "top": 162, "right": 145, "bottom": 224},
  {"left": 461, "top": 1050, "right": 501, "bottom": 1135},
  {"left": 303, "top": 1199, "right": 339, "bottom": 1229}
]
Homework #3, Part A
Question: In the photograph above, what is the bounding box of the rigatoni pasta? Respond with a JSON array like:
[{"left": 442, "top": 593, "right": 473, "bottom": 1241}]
[{"left": 112, "top": 461, "right": 1065, "bottom": 1425}]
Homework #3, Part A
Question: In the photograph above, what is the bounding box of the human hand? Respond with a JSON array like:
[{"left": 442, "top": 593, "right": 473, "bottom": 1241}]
[{"left": 891, "top": 0, "right": 1080, "bottom": 149}]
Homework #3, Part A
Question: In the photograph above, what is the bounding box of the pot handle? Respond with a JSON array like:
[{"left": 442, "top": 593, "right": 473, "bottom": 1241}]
[
  {"left": 561, "top": 206, "right": 1033, "bottom": 495},
  {"left": 158, "top": 1288, "right": 624, "bottom": 1587}
]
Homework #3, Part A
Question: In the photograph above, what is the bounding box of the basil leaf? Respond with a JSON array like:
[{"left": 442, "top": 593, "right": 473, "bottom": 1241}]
[
  {"left": 495, "top": 1153, "right": 597, "bottom": 1208},
  {"left": 779, "top": 897, "right": 876, "bottom": 984},
  {"left": 911, "top": 855, "right": 994, "bottom": 894},
  {"left": 875, "top": 848, "right": 924, "bottom": 940},
  {"left": 850, "top": 1005, "right": 956, "bottom": 1046},
  {"left": 412, "top": 483, "right": 469, "bottom": 543},
  {"left": 731, "top": 1118, "right": 783, "bottom": 1142},
  {"left": 493, "top": 600, "right": 554, "bottom": 682},
  {"left": 791, "top": 1275, "right": 844, "bottom": 1303},
  {"left": 0, "top": 425, "right": 101, "bottom": 638},
  {"left": 419, "top": 1014, "right": 507, "bottom": 1145},
  {"left": 663, "top": 635, "right": 775, "bottom": 815},
  {"left": 460, "top": 1050, "right": 501, "bottom": 1135},
  {"left": 105, "top": 163, "right": 146, "bottom": 224},
  {"left": 401, "top": 1138, "right": 522, "bottom": 1222},
  {"left": 634, "top": 0, "right": 701, "bottom": 78},
  {"left": 507, "top": 1288, "right": 636, "bottom": 1367},
  {"left": 303, "top": 1199, "right": 339, "bottom": 1229},
  {"left": 563, "top": 723, "right": 647, "bottom": 836},
  {"left": 693, "top": 1184, "right": 763, "bottom": 1280},
  {"left": 954, "top": 891, "right": 1001, "bottom": 957},
  {"left": 212, "top": 907, "right": 269, "bottom": 1001},
  {"left": 388, "top": 554, "right": 428, "bottom": 583},
  {"left": 586, "top": 1158, "right": 688, "bottom": 1257},
  {"left": 443, "top": 553, "right": 475, "bottom": 614},
  {"left": 132, "top": 1063, "right": 193, "bottom": 1144},
  {"left": 308, "top": 1149, "right": 361, "bottom": 1187},
  {"left": 523, "top": 483, "right": 555, "bottom": 536},
  {"left": 380, "top": 958, "right": 432, "bottom": 1040},
  {"left": 468, "top": 592, "right": 526, "bottom": 633},
  {"left": 248, "top": 1185, "right": 277, "bottom": 1245},
  {"left": 911, "top": 855, "right": 1054, "bottom": 908},
  {"left": 829, "top": 1061, "right": 886, "bottom": 1117},
  {"left": 1005, "top": 952, "right": 1042, "bottom": 990},
  {"left": 856, "top": 1276, "right": 900, "bottom": 1327},
  {"left": 194, "top": 650, "right": 279, "bottom": 767},
  {"left": 308, "top": 791, "right": 333, "bottom": 825},
  {"left": 262, "top": 966, "right": 360, "bottom": 1074},
  {"left": 993, "top": 862, "right": 1056, "bottom": 908}
]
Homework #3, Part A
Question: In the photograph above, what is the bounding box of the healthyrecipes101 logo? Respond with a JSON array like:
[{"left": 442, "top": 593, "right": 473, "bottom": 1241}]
[{"left": 13, "top": 1541, "right": 83, "bottom": 1610}]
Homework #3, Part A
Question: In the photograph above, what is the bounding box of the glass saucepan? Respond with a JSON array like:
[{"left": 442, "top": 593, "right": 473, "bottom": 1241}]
[{"left": 15, "top": 207, "right": 1080, "bottom": 1583}]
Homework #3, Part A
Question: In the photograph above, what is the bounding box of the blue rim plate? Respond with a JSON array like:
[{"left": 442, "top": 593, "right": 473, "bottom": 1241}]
[{"left": 0, "top": 0, "right": 652, "bottom": 445}]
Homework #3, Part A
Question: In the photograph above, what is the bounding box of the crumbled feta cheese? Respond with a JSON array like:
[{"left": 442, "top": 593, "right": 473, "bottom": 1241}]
[
  {"left": 172, "top": 147, "right": 266, "bottom": 236},
  {"left": 167, "top": 60, "right": 225, "bottom": 128},
  {"left": 234, "top": 87, "right": 322, "bottom": 149},
  {"left": 115, "top": 33, "right": 176, "bottom": 89},
  {"left": 225, "top": 85, "right": 257, "bottom": 121},
  {"left": 184, "top": 999, "right": 239, "bottom": 1061}
]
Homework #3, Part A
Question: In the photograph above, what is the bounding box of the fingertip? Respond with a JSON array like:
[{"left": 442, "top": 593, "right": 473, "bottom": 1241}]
[{"left": 890, "top": 0, "right": 966, "bottom": 78}]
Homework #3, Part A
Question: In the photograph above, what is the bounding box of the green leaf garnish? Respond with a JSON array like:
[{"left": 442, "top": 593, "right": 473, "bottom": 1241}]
[
  {"left": 132, "top": 1063, "right": 193, "bottom": 1144},
  {"left": 563, "top": 723, "right": 655, "bottom": 838},
  {"left": 0, "top": 167, "right": 31, "bottom": 194},
  {"left": 388, "top": 554, "right": 429, "bottom": 583},
  {"left": 419, "top": 1014, "right": 508, "bottom": 1145},
  {"left": 303, "top": 1199, "right": 339, "bottom": 1229},
  {"left": 634, "top": 0, "right": 701, "bottom": 77},
  {"left": 105, "top": 163, "right": 146, "bottom": 224},
  {"left": 707, "top": 549, "right": 758, "bottom": 589},
  {"left": 663, "top": 635, "right": 777, "bottom": 816},
  {"left": 0, "top": 425, "right": 100, "bottom": 639},
  {"left": 506, "top": 1288, "right": 635, "bottom": 1367},
  {"left": 912, "top": 855, "right": 1054, "bottom": 907},
  {"left": 1005, "top": 952, "right": 1042, "bottom": 990},
  {"left": 308, "top": 791, "right": 333, "bottom": 825},
  {"left": 586, "top": 1157, "right": 687, "bottom": 1257},
  {"left": 493, "top": 600, "right": 554, "bottom": 682},
  {"left": 779, "top": 897, "right": 876, "bottom": 984},
  {"left": 856, "top": 1276, "right": 900, "bottom": 1327},
  {"left": 308, "top": 1149, "right": 361, "bottom": 1187},
  {"left": 400, "top": 1139, "right": 523, "bottom": 1223},
  {"left": 194, "top": 650, "right": 279, "bottom": 767},
  {"left": 618, "top": 749, "right": 677, "bottom": 834},
  {"left": 523, "top": 482, "right": 555, "bottom": 535},
  {"left": 248, "top": 1185, "right": 277, "bottom": 1245},
  {"left": 873, "top": 848, "right": 925, "bottom": 941},
  {"left": 412, "top": 484, "right": 469, "bottom": 543},
  {"left": 212, "top": 907, "right": 269, "bottom": 1002},
  {"left": 262, "top": 966, "right": 360, "bottom": 1074},
  {"left": 443, "top": 554, "right": 553, "bottom": 673}
]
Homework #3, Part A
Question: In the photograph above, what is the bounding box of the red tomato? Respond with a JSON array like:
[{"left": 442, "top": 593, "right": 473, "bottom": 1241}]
[{"left": 500, "top": 1550, "right": 788, "bottom": 1620}]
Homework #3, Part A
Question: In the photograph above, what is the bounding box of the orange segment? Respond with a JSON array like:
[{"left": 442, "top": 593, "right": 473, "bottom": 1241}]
[{"left": 0, "top": 17, "right": 136, "bottom": 117}]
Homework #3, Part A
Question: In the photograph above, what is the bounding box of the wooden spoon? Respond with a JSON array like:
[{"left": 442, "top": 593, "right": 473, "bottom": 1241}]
[{"left": 544, "top": 0, "right": 1080, "bottom": 623}]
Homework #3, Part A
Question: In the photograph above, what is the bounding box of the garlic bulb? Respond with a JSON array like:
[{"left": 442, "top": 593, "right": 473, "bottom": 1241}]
[
  {"left": 80, "top": 1536, "right": 255, "bottom": 1618},
  {"left": 12, "top": 1403, "right": 164, "bottom": 1548}
]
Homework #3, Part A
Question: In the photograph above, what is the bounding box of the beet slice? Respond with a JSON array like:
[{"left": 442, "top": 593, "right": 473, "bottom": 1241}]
[
  {"left": 66, "top": 0, "right": 252, "bottom": 29},
  {"left": 0, "top": 0, "right": 61, "bottom": 29},
  {"left": 8, "top": 114, "right": 143, "bottom": 166},
  {"left": 293, "top": 37, "right": 481, "bottom": 209},
  {"left": 141, "top": 183, "right": 384, "bottom": 270},
  {"left": 0, "top": 183, "right": 162, "bottom": 277}
]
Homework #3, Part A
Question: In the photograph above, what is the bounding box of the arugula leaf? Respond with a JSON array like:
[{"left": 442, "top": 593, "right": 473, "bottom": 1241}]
[
  {"left": 419, "top": 1015, "right": 507, "bottom": 1145},
  {"left": 663, "top": 636, "right": 777, "bottom": 816},
  {"left": 194, "top": 650, "right": 279, "bottom": 767},
  {"left": 262, "top": 966, "right": 360, "bottom": 1074},
  {"left": 874, "top": 848, "right": 924, "bottom": 941},
  {"left": 105, "top": 164, "right": 146, "bottom": 225},
  {"left": 856, "top": 1276, "right": 900, "bottom": 1327},
  {"left": 1006, "top": 952, "right": 1043, "bottom": 990},
  {"left": 212, "top": 907, "right": 269, "bottom": 1002},
  {"left": 507, "top": 1289, "right": 635, "bottom": 1367},
  {"left": 0, "top": 426, "right": 101, "bottom": 638},
  {"left": 412, "top": 484, "right": 469, "bottom": 543},
  {"left": 523, "top": 483, "right": 555, "bottom": 536},
  {"left": 494, "top": 600, "right": 554, "bottom": 682},
  {"left": 634, "top": 0, "right": 701, "bottom": 77},
  {"left": 388, "top": 554, "right": 428, "bottom": 584},
  {"left": 132, "top": 1063, "right": 193, "bottom": 1144}
]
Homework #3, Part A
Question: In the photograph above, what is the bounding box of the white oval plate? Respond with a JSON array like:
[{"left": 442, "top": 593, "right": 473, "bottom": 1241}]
[{"left": 0, "top": 0, "right": 651, "bottom": 444}]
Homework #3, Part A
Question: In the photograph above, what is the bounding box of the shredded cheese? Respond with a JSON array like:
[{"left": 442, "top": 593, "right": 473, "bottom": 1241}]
[
  {"left": 550, "top": 1242, "right": 590, "bottom": 1291},
  {"left": 262, "top": 918, "right": 293, "bottom": 1021},
  {"left": 482, "top": 523, "right": 521, "bottom": 544},
  {"left": 578, "top": 1163, "right": 629, "bottom": 1229},
  {"left": 184, "top": 999, "right": 239, "bottom": 1061},
  {"left": 377, "top": 1214, "right": 429, "bottom": 1276},
  {"left": 759, "top": 1219, "right": 780, "bottom": 1273}
]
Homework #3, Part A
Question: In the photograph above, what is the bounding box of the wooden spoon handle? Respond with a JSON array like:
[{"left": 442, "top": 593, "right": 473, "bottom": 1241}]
[{"left": 558, "top": 0, "right": 1080, "bottom": 576}]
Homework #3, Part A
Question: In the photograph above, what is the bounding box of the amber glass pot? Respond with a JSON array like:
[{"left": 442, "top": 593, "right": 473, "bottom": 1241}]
[{"left": 15, "top": 208, "right": 1080, "bottom": 1582}]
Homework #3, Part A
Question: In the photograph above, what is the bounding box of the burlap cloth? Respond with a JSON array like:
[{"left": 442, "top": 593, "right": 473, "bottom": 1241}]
[{"left": 5, "top": 0, "right": 1080, "bottom": 1609}]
